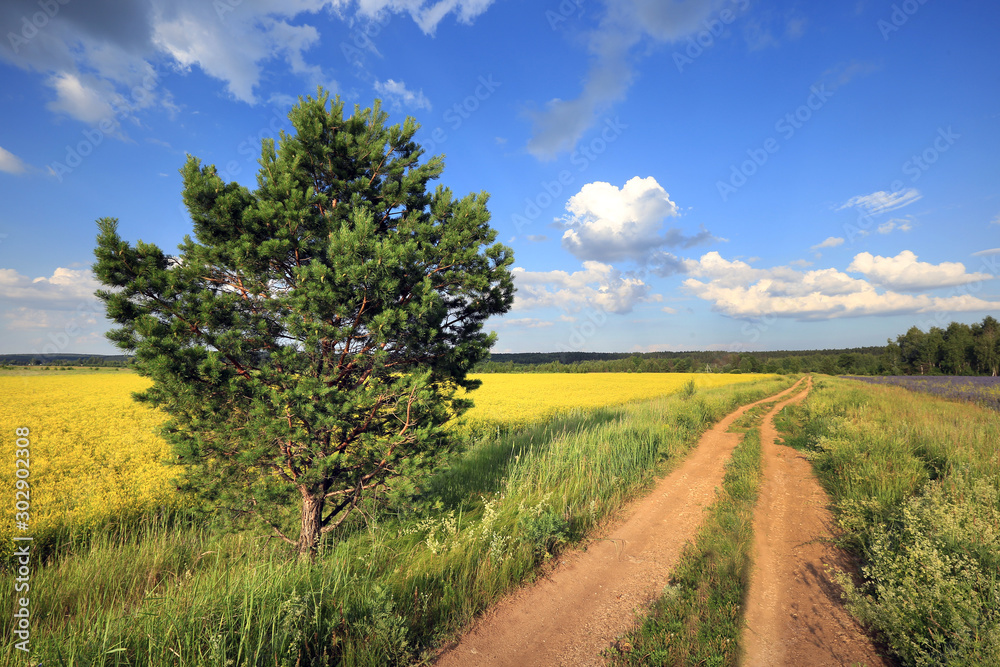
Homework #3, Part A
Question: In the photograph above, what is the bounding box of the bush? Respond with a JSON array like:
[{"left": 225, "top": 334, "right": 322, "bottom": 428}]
[{"left": 838, "top": 474, "right": 1000, "bottom": 666}]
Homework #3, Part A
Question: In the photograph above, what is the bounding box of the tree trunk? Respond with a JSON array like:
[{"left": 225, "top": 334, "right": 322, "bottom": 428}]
[{"left": 297, "top": 490, "right": 324, "bottom": 562}]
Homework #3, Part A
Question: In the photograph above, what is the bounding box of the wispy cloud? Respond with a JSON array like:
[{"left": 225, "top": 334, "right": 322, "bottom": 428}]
[
  {"left": 810, "top": 236, "right": 844, "bottom": 251},
  {"left": 525, "top": 0, "right": 733, "bottom": 160},
  {"left": 838, "top": 188, "right": 922, "bottom": 215},
  {"left": 877, "top": 218, "right": 913, "bottom": 234},
  {"left": 374, "top": 78, "right": 432, "bottom": 111},
  {"left": 0, "top": 145, "right": 27, "bottom": 174}
]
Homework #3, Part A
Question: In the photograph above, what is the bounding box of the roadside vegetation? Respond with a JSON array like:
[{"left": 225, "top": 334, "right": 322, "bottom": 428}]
[
  {"left": 0, "top": 374, "right": 793, "bottom": 664},
  {"left": 776, "top": 376, "right": 1000, "bottom": 666}
]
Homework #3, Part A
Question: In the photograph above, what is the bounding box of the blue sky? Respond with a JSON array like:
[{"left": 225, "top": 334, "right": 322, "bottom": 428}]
[{"left": 1, "top": 0, "right": 998, "bottom": 356}]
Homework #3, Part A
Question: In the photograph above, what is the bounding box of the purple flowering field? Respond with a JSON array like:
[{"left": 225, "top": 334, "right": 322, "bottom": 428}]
[{"left": 843, "top": 375, "right": 1000, "bottom": 411}]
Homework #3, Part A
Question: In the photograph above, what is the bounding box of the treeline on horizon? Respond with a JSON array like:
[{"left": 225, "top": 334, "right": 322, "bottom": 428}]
[
  {"left": 0, "top": 353, "right": 129, "bottom": 367},
  {"left": 2, "top": 317, "right": 997, "bottom": 377},
  {"left": 477, "top": 316, "right": 1000, "bottom": 377}
]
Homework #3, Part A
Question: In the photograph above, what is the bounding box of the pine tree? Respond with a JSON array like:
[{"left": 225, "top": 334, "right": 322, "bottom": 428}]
[{"left": 93, "top": 91, "right": 515, "bottom": 560}]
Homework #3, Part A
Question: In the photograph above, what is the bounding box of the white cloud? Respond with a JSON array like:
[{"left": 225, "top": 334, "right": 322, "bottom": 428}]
[
  {"left": 4, "top": 306, "right": 101, "bottom": 332},
  {"left": 355, "top": 0, "right": 495, "bottom": 34},
  {"left": 971, "top": 248, "right": 1000, "bottom": 257},
  {"left": 526, "top": 0, "right": 737, "bottom": 159},
  {"left": 0, "top": 267, "right": 103, "bottom": 305},
  {"left": 45, "top": 71, "right": 120, "bottom": 124},
  {"left": 0, "top": 146, "right": 27, "bottom": 174},
  {"left": 560, "top": 176, "right": 717, "bottom": 267},
  {"left": 839, "top": 188, "right": 922, "bottom": 215},
  {"left": 374, "top": 78, "right": 431, "bottom": 111},
  {"left": 810, "top": 236, "right": 843, "bottom": 251},
  {"left": 153, "top": 7, "right": 329, "bottom": 105},
  {"left": 511, "top": 261, "right": 656, "bottom": 314},
  {"left": 0, "top": 0, "right": 488, "bottom": 125},
  {"left": 876, "top": 218, "right": 913, "bottom": 234},
  {"left": 681, "top": 251, "right": 1000, "bottom": 320},
  {"left": 991, "top": 213, "right": 1000, "bottom": 225},
  {"left": 491, "top": 317, "right": 554, "bottom": 329},
  {"left": 847, "top": 250, "right": 992, "bottom": 291}
]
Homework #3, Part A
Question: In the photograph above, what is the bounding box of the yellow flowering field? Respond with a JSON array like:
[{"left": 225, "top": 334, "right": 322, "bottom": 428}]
[
  {"left": 0, "top": 370, "right": 775, "bottom": 538},
  {"left": 456, "top": 372, "right": 776, "bottom": 432},
  {"left": 0, "top": 371, "right": 180, "bottom": 544}
]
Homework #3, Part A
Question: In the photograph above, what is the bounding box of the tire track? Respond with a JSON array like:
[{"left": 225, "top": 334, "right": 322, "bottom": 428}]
[{"left": 742, "top": 377, "right": 890, "bottom": 666}]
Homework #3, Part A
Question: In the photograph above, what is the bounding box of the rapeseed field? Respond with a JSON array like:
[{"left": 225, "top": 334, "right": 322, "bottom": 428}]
[
  {"left": 1, "top": 371, "right": 181, "bottom": 548},
  {"left": 458, "top": 372, "right": 772, "bottom": 432},
  {"left": 1, "top": 370, "right": 772, "bottom": 545}
]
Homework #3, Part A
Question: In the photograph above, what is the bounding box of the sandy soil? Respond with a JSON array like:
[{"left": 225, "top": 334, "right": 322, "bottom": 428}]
[
  {"left": 741, "top": 377, "right": 891, "bottom": 666},
  {"left": 434, "top": 380, "right": 808, "bottom": 667}
]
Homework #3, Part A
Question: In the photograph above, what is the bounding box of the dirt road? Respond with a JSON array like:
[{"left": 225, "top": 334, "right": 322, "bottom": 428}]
[
  {"left": 742, "top": 378, "right": 890, "bottom": 666},
  {"left": 435, "top": 380, "right": 808, "bottom": 667}
]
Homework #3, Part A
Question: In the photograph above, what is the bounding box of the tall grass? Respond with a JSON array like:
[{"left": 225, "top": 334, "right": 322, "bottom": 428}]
[
  {"left": 776, "top": 376, "right": 1000, "bottom": 666},
  {"left": 1, "top": 375, "right": 795, "bottom": 665}
]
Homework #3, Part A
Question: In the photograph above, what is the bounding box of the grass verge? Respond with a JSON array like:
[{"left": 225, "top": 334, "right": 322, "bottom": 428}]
[{"left": 775, "top": 376, "right": 1000, "bottom": 666}]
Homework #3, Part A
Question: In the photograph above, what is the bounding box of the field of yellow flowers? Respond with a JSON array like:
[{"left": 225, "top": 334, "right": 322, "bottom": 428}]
[
  {"left": 458, "top": 372, "right": 771, "bottom": 432},
  {"left": 1, "top": 369, "right": 771, "bottom": 543},
  {"left": 0, "top": 370, "right": 181, "bottom": 548}
]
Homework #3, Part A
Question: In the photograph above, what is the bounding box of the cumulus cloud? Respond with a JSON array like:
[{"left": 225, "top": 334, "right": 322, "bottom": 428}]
[
  {"left": 526, "top": 0, "right": 743, "bottom": 159},
  {"left": 560, "top": 176, "right": 719, "bottom": 267},
  {"left": 681, "top": 251, "right": 1000, "bottom": 320},
  {"left": 511, "top": 261, "right": 656, "bottom": 314},
  {"left": 847, "top": 250, "right": 991, "bottom": 291},
  {"left": 839, "top": 188, "right": 922, "bottom": 215},
  {"left": 374, "top": 78, "right": 431, "bottom": 110},
  {"left": 0, "top": 267, "right": 103, "bottom": 305},
  {"left": 0, "top": 146, "right": 27, "bottom": 174}
]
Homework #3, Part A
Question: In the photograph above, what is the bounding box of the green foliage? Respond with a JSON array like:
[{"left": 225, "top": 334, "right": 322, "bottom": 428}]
[
  {"left": 516, "top": 494, "right": 569, "bottom": 561},
  {"left": 682, "top": 377, "right": 697, "bottom": 398},
  {"left": 92, "top": 90, "right": 514, "bottom": 558},
  {"left": 838, "top": 475, "right": 1000, "bottom": 666},
  {"left": 892, "top": 317, "right": 1000, "bottom": 376}
]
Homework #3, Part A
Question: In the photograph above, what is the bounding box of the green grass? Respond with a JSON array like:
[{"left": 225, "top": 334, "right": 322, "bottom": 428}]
[
  {"left": 775, "top": 376, "right": 1000, "bottom": 666},
  {"left": 0, "top": 375, "right": 796, "bottom": 665},
  {"left": 604, "top": 415, "right": 774, "bottom": 666}
]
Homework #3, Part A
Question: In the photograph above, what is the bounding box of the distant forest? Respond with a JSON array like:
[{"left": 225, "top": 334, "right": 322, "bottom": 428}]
[
  {"left": 0, "top": 353, "right": 130, "bottom": 368},
  {"left": 476, "top": 316, "right": 1000, "bottom": 377},
  {"left": 2, "top": 317, "right": 997, "bottom": 376}
]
